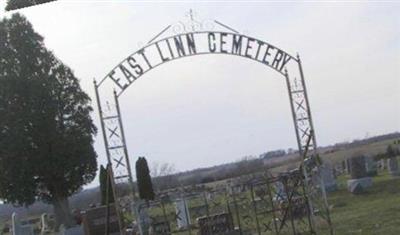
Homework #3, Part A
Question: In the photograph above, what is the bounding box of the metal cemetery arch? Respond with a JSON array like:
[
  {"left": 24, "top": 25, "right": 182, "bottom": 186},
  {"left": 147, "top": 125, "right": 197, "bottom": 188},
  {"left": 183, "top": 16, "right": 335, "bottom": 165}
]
[
  {"left": 96, "top": 31, "right": 294, "bottom": 94},
  {"left": 94, "top": 21, "right": 333, "bottom": 235}
]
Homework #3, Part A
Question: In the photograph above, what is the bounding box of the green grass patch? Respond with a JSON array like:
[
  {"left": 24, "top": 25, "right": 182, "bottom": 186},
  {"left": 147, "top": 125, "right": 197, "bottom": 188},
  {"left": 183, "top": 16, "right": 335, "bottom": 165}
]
[{"left": 327, "top": 173, "right": 400, "bottom": 235}]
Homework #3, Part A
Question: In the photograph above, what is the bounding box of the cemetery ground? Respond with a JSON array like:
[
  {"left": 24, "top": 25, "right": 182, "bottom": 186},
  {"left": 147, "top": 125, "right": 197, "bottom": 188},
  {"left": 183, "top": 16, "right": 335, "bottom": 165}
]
[
  {"left": 0, "top": 137, "right": 398, "bottom": 234},
  {"left": 141, "top": 136, "right": 399, "bottom": 235},
  {"left": 193, "top": 166, "right": 400, "bottom": 235},
  {"left": 142, "top": 170, "right": 400, "bottom": 235},
  {"left": 2, "top": 169, "right": 398, "bottom": 235},
  {"left": 327, "top": 172, "right": 400, "bottom": 235}
]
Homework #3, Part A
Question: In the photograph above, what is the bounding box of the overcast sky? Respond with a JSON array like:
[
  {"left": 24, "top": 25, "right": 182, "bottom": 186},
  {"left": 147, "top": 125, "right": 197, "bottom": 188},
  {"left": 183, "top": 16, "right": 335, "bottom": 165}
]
[{"left": 1, "top": 1, "right": 399, "bottom": 188}]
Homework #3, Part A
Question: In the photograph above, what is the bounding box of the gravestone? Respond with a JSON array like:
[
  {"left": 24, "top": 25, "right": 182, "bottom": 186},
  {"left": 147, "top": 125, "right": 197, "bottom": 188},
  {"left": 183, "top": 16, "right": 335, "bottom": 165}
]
[
  {"left": 175, "top": 198, "right": 191, "bottom": 229},
  {"left": 350, "top": 155, "right": 367, "bottom": 179},
  {"left": 333, "top": 162, "right": 342, "bottom": 176},
  {"left": 40, "top": 213, "right": 51, "bottom": 234},
  {"left": 347, "top": 155, "right": 372, "bottom": 194},
  {"left": 206, "top": 192, "right": 213, "bottom": 201},
  {"left": 11, "top": 212, "right": 34, "bottom": 235},
  {"left": 344, "top": 158, "right": 351, "bottom": 175},
  {"left": 191, "top": 205, "right": 207, "bottom": 218},
  {"left": 274, "top": 181, "right": 286, "bottom": 201},
  {"left": 150, "top": 221, "right": 170, "bottom": 235},
  {"left": 380, "top": 159, "right": 386, "bottom": 170},
  {"left": 320, "top": 162, "right": 337, "bottom": 192},
  {"left": 228, "top": 184, "right": 242, "bottom": 195},
  {"left": 81, "top": 204, "right": 121, "bottom": 235},
  {"left": 365, "top": 156, "right": 378, "bottom": 176},
  {"left": 197, "top": 213, "right": 234, "bottom": 235},
  {"left": 136, "top": 200, "right": 151, "bottom": 235},
  {"left": 341, "top": 160, "right": 346, "bottom": 174},
  {"left": 387, "top": 157, "right": 399, "bottom": 176}
]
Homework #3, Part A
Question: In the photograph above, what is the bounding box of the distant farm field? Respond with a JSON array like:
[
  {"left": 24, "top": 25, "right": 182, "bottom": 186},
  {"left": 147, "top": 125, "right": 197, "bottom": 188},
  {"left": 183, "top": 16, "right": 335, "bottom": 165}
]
[{"left": 268, "top": 137, "right": 397, "bottom": 174}]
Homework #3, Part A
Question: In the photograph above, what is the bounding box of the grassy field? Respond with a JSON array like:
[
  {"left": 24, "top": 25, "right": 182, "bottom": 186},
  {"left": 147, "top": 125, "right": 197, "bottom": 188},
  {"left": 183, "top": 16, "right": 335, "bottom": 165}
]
[{"left": 328, "top": 172, "right": 400, "bottom": 235}]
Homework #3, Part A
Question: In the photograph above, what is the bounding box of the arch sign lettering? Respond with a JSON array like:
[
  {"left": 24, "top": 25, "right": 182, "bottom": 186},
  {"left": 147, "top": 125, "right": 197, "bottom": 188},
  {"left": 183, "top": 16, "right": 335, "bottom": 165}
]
[
  {"left": 104, "top": 31, "right": 293, "bottom": 94},
  {"left": 94, "top": 16, "right": 332, "bottom": 235}
]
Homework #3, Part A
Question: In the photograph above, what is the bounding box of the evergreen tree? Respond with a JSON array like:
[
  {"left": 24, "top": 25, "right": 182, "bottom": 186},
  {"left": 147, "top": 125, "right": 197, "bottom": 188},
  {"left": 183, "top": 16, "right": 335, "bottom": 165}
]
[
  {"left": 99, "top": 165, "right": 114, "bottom": 205},
  {"left": 0, "top": 14, "right": 97, "bottom": 228},
  {"left": 135, "top": 157, "right": 155, "bottom": 201}
]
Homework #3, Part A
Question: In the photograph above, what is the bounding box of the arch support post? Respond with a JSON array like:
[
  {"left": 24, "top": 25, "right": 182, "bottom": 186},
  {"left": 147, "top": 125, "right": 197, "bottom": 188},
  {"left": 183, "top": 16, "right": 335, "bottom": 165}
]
[
  {"left": 94, "top": 80, "right": 126, "bottom": 234},
  {"left": 297, "top": 55, "right": 334, "bottom": 235},
  {"left": 285, "top": 69, "right": 316, "bottom": 233},
  {"left": 284, "top": 55, "right": 334, "bottom": 235},
  {"left": 94, "top": 80, "right": 139, "bottom": 235},
  {"left": 113, "top": 90, "right": 136, "bottom": 197}
]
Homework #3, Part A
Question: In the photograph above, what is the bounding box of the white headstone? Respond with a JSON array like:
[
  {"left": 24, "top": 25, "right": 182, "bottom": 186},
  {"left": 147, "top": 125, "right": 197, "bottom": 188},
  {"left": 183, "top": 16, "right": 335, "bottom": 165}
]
[
  {"left": 175, "top": 198, "right": 191, "bottom": 229},
  {"left": 135, "top": 200, "right": 151, "bottom": 235},
  {"left": 365, "top": 156, "right": 377, "bottom": 176},
  {"left": 12, "top": 212, "right": 34, "bottom": 235},
  {"left": 347, "top": 177, "right": 372, "bottom": 194},
  {"left": 380, "top": 159, "right": 386, "bottom": 170},
  {"left": 320, "top": 162, "right": 337, "bottom": 192},
  {"left": 274, "top": 181, "right": 286, "bottom": 201},
  {"left": 40, "top": 213, "right": 50, "bottom": 234},
  {"left": 345, "top": 158, "right": 351, "bottom": 174},
  {"left": 387, "top": 157, "right": 399, "bottom": 176}
]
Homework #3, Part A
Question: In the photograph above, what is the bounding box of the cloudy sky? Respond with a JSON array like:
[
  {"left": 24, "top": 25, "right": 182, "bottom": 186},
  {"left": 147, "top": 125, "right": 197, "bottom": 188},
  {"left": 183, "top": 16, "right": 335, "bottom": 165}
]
[{"left": 1, "top": 1, "right": 399, "bottom": 187}]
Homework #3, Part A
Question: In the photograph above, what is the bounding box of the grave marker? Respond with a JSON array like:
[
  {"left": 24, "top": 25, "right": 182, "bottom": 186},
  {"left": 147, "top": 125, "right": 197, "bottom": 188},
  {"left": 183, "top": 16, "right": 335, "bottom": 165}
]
[
  {"left": 380, "top": 159, "right": 386, "bottom": 170},
  {"left": 151, "top": 221, "right": 170, "bottom": 235},
  {"left": 11, "top": 212, "right": 34, "bottom": 235},
  {"left": 387, "top": 157, "right": 399, "bottom": 176},
  {"left": 175, "top": 198, "right": 191, "bottom": 229},
  {"left": 81, "top": 204, "right": 121, "bottom": 235},
  {"left": 40, "top": 213, "right": 51, "bottom": 234},
  {"left": 320, "top": 162, "right": 337, "bottom": 192},
  {"left": 197, "top": 213, "right": 234, "bottom": 235},
  {"left": 365, "top": 156, "right": 378, "bottom": 176},
  {"left": 347, "top": 155, "right": 372, "bottom": 194},
  {"left": 136, "top": 200, "right": 151, "bottom": 235}
]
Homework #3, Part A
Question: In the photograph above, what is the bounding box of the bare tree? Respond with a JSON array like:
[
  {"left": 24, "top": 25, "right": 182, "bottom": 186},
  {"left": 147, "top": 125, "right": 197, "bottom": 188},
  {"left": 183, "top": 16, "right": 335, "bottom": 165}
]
[
  {"left": 151, "top": 162, "right": 176, "bottom": 177},
  {"left": 150, "top": 162, "right": 178, "bottom": 191}
]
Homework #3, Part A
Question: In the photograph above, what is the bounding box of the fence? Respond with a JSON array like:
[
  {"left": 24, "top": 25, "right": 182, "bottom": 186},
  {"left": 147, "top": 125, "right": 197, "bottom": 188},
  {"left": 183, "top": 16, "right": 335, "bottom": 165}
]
[{"left": 133, "top": 169, "right": 327, "bottom": 235}]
